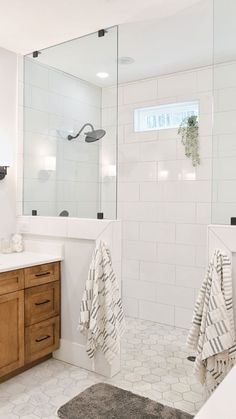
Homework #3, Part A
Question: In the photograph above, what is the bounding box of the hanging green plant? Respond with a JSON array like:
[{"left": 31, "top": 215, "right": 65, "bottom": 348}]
[{"left": 178, "top": 115, "right": 200, "bottom": 167}]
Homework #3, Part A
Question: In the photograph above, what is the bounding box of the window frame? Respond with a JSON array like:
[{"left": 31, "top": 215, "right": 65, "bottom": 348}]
[{"left": 134, "top": 100, "right": 199, "bottom": 133}]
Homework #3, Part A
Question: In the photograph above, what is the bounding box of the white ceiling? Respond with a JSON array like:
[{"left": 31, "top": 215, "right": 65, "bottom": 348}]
[
  {"left": 34, "top": 0, "right": 213, "bottom": 86},
  {"left": 2, "top": 0, "right": 235, "bottom": 87},
  {"left": 0, "top": 0, "right": 202, "bottom": 54},
  {"left": 118, "top": 0, "right": 213, "bottom": 84}
]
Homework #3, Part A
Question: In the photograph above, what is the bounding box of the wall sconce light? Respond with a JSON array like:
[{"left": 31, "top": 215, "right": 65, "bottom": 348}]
[
  {"left": 44, "top": 156, "right": 56, "bottom": 171},
  {"left": 108, "top": 164, "right": 116, "bottom": 177},
  {"left": 102, "top": 164, "right": 116, "bottom": 180},
  {"left": 0, "top": 138, "right": 12, "bottom": 181},
  {"left": 0, "top": 166, "right": 8, "bottom": 180},
  {"left": 38, "top": 156, "right": 56, "bottom": 181}
]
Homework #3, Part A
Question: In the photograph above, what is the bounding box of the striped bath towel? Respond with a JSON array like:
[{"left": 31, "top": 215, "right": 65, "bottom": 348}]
[
  {"left": 187, "top": 249, "right": 236, "bottom": 393},
  {"left": 79, "top": 241, "right": 125, "bottom": 364}
]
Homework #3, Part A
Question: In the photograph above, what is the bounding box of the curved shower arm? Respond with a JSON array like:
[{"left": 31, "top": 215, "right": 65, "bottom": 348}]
[{"left": 67, "top": 123, "right": 94, "bottom": 140}]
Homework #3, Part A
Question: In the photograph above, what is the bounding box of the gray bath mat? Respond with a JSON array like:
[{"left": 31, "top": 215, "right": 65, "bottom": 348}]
[{"left": 57, "top": 383, "right": 194, "bottom": 419}]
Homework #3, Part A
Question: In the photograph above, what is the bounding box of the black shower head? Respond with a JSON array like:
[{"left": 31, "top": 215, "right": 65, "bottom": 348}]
[
  {"left": 84, "top": 129, "right": 106, "bottom": 143},
  {"left": 67, "top": 123, "right": 106, "bottom": 142}
]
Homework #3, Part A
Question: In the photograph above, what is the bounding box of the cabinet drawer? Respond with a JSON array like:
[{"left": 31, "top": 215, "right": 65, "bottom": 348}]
[
  {"left": 25, "top": 282, "right": 60, "bottom": 326},
  {"left": 0, "top": 270, "right": 24, "bottom": 296},
  {"left": 24, "top": 262, "right": 60, "bottom": 288},
  {"left": 25, "top": 316, "right": 59, "bottom": 363}
]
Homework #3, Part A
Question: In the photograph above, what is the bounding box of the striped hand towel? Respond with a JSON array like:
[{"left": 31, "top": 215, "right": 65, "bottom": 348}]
[
  {"left": 187, "top": 249, "right": 236, "bottom": 393},
  {"left": 79, "top": 241, "right": 125, "bottom": 364}
]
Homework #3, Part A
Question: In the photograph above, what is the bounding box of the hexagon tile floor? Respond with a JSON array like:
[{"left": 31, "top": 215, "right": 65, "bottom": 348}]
[{"left": 0, "top": 317, "right": 205, "bottom": 418}]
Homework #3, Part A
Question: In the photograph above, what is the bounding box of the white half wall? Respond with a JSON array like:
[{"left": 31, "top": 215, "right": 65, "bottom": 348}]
[
  {"left": 0, "top": 47, "right": 17, "bottom": 238},
  {"left": 17, "top": 216, "right": 122, "bottom": 378},
  {"left": 208, "top": 224, "right": 236, "bottom": 329}
]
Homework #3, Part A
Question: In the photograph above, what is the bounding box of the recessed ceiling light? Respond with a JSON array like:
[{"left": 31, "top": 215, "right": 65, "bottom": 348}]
[
  {"left": 96, "top": 72, "right": 109, "bottom": 79},
  {"left": 118, "top": 56, "right": 135, "bottom": 65}
]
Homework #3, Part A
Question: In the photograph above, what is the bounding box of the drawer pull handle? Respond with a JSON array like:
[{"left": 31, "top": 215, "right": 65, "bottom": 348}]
[
  {"left": 35, "top": 299, "right": 50, "bottom": 306},
  {"left": 35, "top": 271, "right": 51, "bottom": 277},
  {"left": 35, "top": 335, "right": 51, "bottom": 342}
]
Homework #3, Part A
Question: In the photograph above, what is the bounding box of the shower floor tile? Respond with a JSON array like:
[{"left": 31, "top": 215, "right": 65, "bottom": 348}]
[{"left": 0, "top": 318, "right": 205, "bottom": 418}]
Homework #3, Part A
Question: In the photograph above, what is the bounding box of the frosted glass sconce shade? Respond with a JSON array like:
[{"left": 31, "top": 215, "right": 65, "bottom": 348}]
[{"left": 44, "top": 156, "right": 56, "bottom": 171}]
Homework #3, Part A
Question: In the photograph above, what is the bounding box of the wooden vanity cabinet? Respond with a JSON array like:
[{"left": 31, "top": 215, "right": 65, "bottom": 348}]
[
  {"left": 0, "top": 290, "right": 24, "bottom": 377},
  {"left": 0, "top": 261, "right": 60, "bottom": 381}
]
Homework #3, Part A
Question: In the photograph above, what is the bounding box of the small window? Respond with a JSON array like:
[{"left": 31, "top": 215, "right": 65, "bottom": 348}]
[{"left": 134, "top": 101, "right": 199, "bottom": 132}]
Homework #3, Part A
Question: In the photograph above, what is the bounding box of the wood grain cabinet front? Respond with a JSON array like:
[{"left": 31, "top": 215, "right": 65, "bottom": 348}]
[
  {"left": 25, "top": 316, "right": 60, "bottom": 364},
  {"left": 0, "top": 290, "right": 24, "bottom": 377},
  {"left": 0, "top": 269, "right": 24, "bottom": 295},
  {"left": 25, "top": 281, "right": 60, "bottom": 326},
  {"left": 0, "top": 261, "right": 61, "bottom": 381},
  {"left": 24, "top": 262, "right": 60, "bottom": 288}
]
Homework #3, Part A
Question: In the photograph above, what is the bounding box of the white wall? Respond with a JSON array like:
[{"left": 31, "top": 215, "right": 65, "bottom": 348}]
[
  {"left": 0, "top": 47, "right": 17, "bottom": 238},
  {"left": 21, "top": 58, "right": 101, "bottom": 218},
  {"left": 102, "top": 66, "right": 213, "bottom": 328}
]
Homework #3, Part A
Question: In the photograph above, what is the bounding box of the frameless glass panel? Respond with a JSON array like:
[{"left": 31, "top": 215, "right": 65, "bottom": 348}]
[
  {"left": 212, "top": 0, "right": 236, "bottom": 224},
  {"left": 23, "top": 26, "right": 118, "bottom": 219}
]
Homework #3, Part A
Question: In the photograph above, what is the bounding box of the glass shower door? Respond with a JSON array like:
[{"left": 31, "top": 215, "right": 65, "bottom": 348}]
[
  {"left": 212, "top": 0, "right": 236, "bottom": 224},
  {"left": 23, "top": 26, "right": 118, "bottom": 219}
]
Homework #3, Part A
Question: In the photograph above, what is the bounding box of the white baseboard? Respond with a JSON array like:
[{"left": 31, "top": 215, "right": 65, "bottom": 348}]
[{"left": 53, "top": 339, "right": 120, "bottom": 378}]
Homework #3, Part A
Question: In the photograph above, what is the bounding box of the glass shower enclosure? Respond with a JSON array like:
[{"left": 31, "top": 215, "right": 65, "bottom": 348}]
[
  {"left": 23, "top": 26, "right": 118, "bottom": 219},
  {"left": 212, "top": 0, "right": 236, "bottom": 225}
]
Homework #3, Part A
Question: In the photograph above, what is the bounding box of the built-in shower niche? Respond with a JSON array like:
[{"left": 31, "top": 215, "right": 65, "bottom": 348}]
[{"left": 22, "top": 26, "right": 118, "bottom": 220}]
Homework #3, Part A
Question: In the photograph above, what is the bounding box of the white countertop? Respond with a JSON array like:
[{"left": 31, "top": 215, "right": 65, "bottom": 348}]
[
  {"left": 195, "top": 364, "right": 236, "bottom": 419},
  {"left": 0, "top": 251, "right": 63, "bottom": 273}
]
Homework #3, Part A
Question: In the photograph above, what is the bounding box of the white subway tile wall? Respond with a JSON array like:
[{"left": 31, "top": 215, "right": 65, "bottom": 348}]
[
  {"left": 20, "top": 58, "right": 236, "bottom": 326},
  {"left": 102, "top": 67, "right": 213, "bottom": 328},
  {"left": 22, "top": 58, "right": 102, "bottom": 218}
]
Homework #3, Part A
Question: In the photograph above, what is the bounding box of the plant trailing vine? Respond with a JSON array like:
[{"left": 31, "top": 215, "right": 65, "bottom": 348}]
[{"left": 178, "top": 115, "right": 200, "bottom": 167}]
